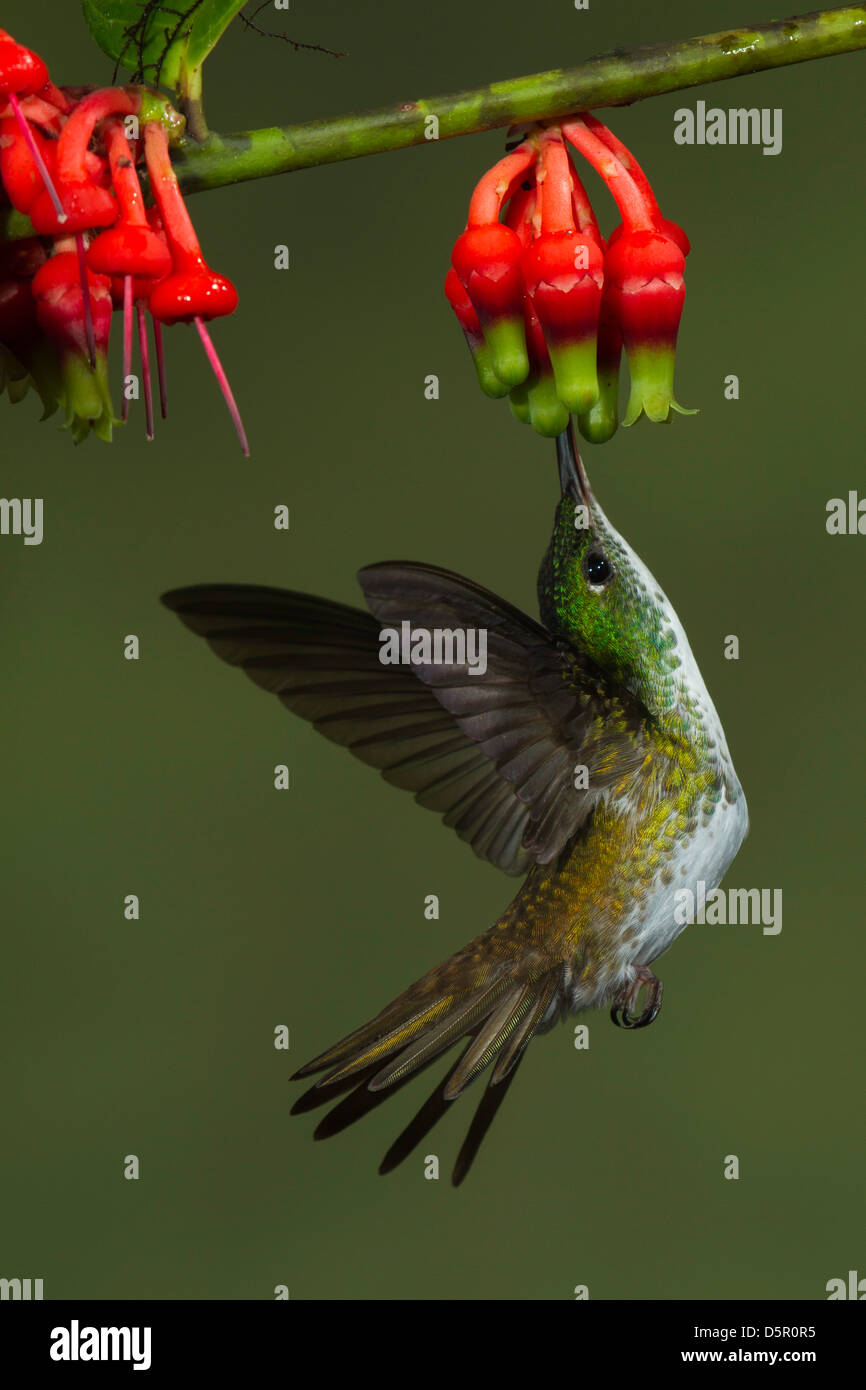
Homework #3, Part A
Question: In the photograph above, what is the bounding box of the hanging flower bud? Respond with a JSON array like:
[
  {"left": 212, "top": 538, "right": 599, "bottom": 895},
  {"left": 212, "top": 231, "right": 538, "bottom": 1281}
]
[
  {"left": 519, "top": 132, "right": 603, "bottom": 415},
  {"left": 603, "top": 229, "right": 694, "bottom": 425},
  {"left": 508, "top": 290, "right": 570, "bottom": 438},
  {"left": 144, "top": 121, "right": 247, "bottom": 453},
  {"left": 577, "top": 293, "right": 622, "bottom": 444},
  {"left": 88, "top": 118, "right": 172, "bottom": 435},
  {"left": 0, "top": 115, "right": 57, "bottom": 212},
  {"left": 0, "top": 29, "right": 48, "bottom": 97},
  {"left": 0, "top": 35, "right": 250, "bottom": 449},
  {"left": 31, "top": 250, "right": 117, "bottom": 443},
  {"left": 29, "top": 88, "right": 139, "bottom": 234},
  {"left": 451, "top": 222, "right": 528, "bottom": 388},
  {"left": 581, "top": 114, "right": 692, "bottom": 260},
  {"left": 563, "top": 117, "right": 694, "bottom": 427},
  {"left": 443, "top": 268, "right": 509, "bottom": 399},
  {"left": 446, "top": 116, "right": 695, "bottom": 441},
  {"left": 502, "top": 181, "right": 567, "bottom": 434},
  {"left": 448, "top": 141, "right": 537, "bottom": 389},
  {"left": 521, "top": 230, "right": 604, "bottom": 414},
  {"left": 0, "top": 28, "right": 67, "bottom": 222}
]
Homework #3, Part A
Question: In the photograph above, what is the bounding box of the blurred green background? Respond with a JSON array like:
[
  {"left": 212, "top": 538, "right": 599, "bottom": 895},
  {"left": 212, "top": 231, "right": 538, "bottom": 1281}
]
[{"left": 2, "top": 0, "right": 864, "bottom": 1301}]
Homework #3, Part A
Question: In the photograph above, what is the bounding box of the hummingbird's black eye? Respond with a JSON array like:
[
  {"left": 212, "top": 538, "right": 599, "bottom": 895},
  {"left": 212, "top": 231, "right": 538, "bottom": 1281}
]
[{"left": 582, "top": 548, "right": 613, "bottom": 589}]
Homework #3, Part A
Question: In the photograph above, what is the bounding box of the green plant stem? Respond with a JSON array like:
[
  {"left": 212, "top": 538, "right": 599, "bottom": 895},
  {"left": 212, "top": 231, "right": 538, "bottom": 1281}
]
[
  {"left": 170, "top": 6, "right": 866, "bottom": 194},
  {"left": 179, "top": 64, "right": 209, "bottom": 144},
  {"left": 0, "top": 3, "right": 863, "bottom": 244}
]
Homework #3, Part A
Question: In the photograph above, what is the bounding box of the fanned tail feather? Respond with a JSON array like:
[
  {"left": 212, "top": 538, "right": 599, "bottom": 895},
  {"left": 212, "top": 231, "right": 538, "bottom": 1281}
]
[{"left": 292, "top": 955, "right": 562, "bottom": 1184}]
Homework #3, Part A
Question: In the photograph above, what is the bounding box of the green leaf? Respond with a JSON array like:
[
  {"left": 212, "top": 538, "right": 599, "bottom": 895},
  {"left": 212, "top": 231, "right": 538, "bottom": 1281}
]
[{"left": 81, "top": 1, "right": 245, "bottom": 90}]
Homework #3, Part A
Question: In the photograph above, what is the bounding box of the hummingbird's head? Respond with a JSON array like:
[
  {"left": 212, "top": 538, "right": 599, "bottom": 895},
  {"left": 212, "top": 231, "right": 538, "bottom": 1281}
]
[{"left": 537, "top": 426, "right": 685, "bottom": 717}]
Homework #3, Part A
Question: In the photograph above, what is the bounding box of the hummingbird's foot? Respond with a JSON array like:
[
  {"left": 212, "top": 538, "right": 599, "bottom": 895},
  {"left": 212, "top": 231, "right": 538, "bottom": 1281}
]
[{"left": 610, "top": 968, "right": 663, "bottom": 1030}]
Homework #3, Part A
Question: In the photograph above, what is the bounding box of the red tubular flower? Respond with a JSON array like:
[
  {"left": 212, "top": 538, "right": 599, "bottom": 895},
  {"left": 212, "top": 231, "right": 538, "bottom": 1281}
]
[
  {"left": 0, "top": 28, "right": 66, "bottom": 223},
  {"left": 451, "top": 222, "right": 527, "bottom": 388},
  {"left": 88, "top": 119, "right": 172, "bottom": 435},
  {"left": 577, "top": 293, "right": 622, "bottom": 444},
  {"left": 29, "top": 88, "right": 138, "bottom": 234},
  {"left": 0, "top": 28, "right": 47, "bottom": 96},
  {"left": 443, "top": 268, "right": 509, "bottom": 400},
  {"left": 31, "top": 249, "right": 117, "bottom": 443},
  {"left": 499, "top": 182, "right": 568, "bottom": 437},
  {"left": 449, "top": 141, "right": 536, "bottom": 389},
  {"left": 0, "top": 64, "right": 248, "bottom": 450},
  {"left": 106, "top": 209, "right": 172, "bottom": 305},
  {"left": 29, "top": 88, "right": 139, "bottom": 370},
  {"left": 563, "top": 117, "right": 693, "bottom": 426},
  {"left": 508, "top": 287, "right": 570, "bottom": 438},
  {"left": 519, "top": 129, "right": 603, "bottom": 415},
  {"left": 143, "top": 121, "right": 247, "bottom": 454},
  {"left": 32, "top": 250, "right": 110, "bottom": 354},
  {"left": 88, "top": 124, "right": 171, "bottom": 281},
  {"left": 145, "top": 123, "right": 237, "bottom": 321},
  {"left": 582, "top": 114, "right": 690, "bottom": 258},
  {"left": 0, "top": 115, "right": 57, "bottom": 212},
  {"left": 447, "top": 116, "right": 696, "bottom": 439},
  {"left": 602, "top": 228, "right": 693, "bottom": 426}
]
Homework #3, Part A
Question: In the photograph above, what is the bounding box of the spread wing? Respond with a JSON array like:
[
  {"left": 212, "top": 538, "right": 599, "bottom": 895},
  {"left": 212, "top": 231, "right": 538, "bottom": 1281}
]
[
  {"left": 161, "top": 568, "right": 647, "bottom": 874},
  {"left": 357, "top": 562, "right": 648, "bottom": 864}
]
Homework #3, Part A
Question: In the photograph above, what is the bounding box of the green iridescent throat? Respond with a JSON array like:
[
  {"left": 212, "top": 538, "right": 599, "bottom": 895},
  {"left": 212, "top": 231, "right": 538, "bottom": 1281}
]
[{"left": 537, "top": 497, "right": 709, "bottom": 748}]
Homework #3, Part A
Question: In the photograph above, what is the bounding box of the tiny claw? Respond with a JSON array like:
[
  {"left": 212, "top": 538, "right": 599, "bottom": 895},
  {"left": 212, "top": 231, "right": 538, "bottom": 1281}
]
[
  {"left": 632, "top": 979, "right": 663, "bottom": 1028},
  {"left": 610, "top": 969, "right": 663, "bottom": 1030},
  {"left": 610, "top": 1002, "right": 643, "bottom": 1029}
]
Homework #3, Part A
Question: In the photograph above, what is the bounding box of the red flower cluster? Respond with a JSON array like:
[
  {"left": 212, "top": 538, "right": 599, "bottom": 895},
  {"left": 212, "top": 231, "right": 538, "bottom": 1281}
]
[
  {"left": 0, "top": 28, "right": 247, "bottom": 450},
  {"left": 445, "top": 116, "right": 693, "bottom": 442}
]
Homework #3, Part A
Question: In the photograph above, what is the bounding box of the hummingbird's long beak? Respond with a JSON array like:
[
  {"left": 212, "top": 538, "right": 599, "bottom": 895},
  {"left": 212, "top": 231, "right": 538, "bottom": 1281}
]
[{"left": 556, "top": 422, "right": 592, "bottom": 507}]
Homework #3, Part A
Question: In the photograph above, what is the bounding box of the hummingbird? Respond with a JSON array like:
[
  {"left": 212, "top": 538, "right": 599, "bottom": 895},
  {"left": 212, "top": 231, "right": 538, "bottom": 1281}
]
[{"left": 162, "top": 425, "right": 748, "bottom": 1185}]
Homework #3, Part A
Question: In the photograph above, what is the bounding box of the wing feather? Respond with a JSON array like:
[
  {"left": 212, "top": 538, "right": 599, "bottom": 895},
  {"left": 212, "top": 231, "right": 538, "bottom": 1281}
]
[
  {"left": 161, "top": 584, "right": 536, "bottom": 874},
  {"left": 163, "top": 569, "right": 649, "bottom": 874}
]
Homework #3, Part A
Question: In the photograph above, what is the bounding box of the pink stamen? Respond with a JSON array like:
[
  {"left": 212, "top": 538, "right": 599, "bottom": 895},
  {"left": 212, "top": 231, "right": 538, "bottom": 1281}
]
[
  {"left": 75, "top": 232, "right": 95, "bottom": 368},
  {"left": 194, "top": 317, "right": 249, "bottom": 456},
  {"left": 122, "top": 275, "right": 133, "bottom": 423},
  {"left": 153, "top": 317, "right": 167, "bottom": 419},
  {"left": 136, "top": 300, "right": 154, "bottom": 441},
  {"left": 7, "top": 90, "right": 66, "bottom": 223}
]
